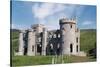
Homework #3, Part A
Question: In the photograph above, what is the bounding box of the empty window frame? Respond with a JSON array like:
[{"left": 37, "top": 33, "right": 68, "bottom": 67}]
[
  {"left": 53, "top": 34, "right": 56, "bottom": 38},
  {"left": 50, "top": 43, "right": 53, "bottom": 49},
  {"left": 76, "top": 45, "right": 78, "bottom": 52},
  {"left": 76, "top": 37, "right": 78, "bottom": 43},
  {"left": 32, "top": 45, "right": 34, "bottom": 52},
  {"left": 38, "top": 37, "right": 41, "bottom": 42},
  {"left": 70, "top": 44, "right": 73, "bottom": 52},
  {"left": 70, "top": 24, "right": 72, "bottom": 28},
  {"left": 58, "top": 34, "right": 60, "bottom": 38},
  {"left": 57, "top": 44, "right": 60, "bottom": 48},
  {"left": 49, "top": 35, "right": 52, "bottom": 38}
]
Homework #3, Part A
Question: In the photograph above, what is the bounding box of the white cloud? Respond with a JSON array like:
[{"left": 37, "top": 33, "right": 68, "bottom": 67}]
[
  {"left": 82, "top": 21, "right": 93, "bottom": 25},
  {"left": 11, "top": 23, "right": 29, "bottom": 30},
  {"left": 32, "top": 3, "right": 69, "bottom": 30},
  {"left": 32, "top": 2, "right": 85, "bottom": 30},
  {"left": 32, "top": 3, "right": 66, "bottom": 19}
]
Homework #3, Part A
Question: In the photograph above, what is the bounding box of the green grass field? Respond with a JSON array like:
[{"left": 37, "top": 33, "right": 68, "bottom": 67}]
[
  {"left": 11, "top": 29, "right": 96, "bottom": 66},
  {"left": 12, "top": 55, "right": 96, "bottom": 66}
]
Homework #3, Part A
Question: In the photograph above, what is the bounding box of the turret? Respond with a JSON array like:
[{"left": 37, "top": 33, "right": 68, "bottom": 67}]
[
  {"left": 42, "top": 28, "right": 47, "bottom": 55},
  {"left": 18, "top": 30, "right": 25, "bottom": 55},
  {"left": 27, "top": 29, "right": 36, "bottom": 56},
  {"left": 59, "top": 18, "right": 77, "bottom": 55}
]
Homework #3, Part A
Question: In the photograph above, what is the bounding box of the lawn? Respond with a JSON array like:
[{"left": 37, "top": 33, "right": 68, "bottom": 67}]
[{"left": 11, "top": 55, "right": 96, "bottom": 66}]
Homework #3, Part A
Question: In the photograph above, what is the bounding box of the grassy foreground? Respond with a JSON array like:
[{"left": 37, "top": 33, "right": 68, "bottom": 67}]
[{"left": 12, "top": 55, "right": 96, "bottom": 66}]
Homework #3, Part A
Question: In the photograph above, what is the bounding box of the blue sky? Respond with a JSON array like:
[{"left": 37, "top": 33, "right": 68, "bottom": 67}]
[{"left": 11, "top": 1, "right": 96, "bottom": 30}]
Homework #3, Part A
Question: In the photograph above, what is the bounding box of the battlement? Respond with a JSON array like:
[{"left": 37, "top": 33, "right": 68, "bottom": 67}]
[{"left": 59, "top": 18, "right": 76, "bottom": 24}]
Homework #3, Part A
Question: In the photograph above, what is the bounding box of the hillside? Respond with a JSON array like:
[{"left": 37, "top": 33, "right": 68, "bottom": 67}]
[{"left": 80, "top": 29, "right": 96, "bottom": 52}]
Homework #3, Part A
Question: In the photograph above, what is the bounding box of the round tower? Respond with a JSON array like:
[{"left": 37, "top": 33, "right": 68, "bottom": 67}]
[
  {"left": 42, "top": 28, "right": 47, "bottom": 55},
  {"left": 27, "top": 29, "right": 36, "bottom": 56},
  {"left": 18, "top": 30, "right": 25, "bottom": 55},
  {"left": 59, "top": 18, "right": 77, "bottom": 55}
]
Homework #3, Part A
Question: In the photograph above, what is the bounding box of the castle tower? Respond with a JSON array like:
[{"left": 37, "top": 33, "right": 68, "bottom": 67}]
[
  {"left": 27, "top": 29, "right": 36, "bottom": 56},
  {"left": 31, "top": 24, "right": 45, "bottom": 33},
  {"left": 18, "top": 30, "right": 25, "bottom": 55},
  {"left": 59, "top": 18, "right": 77, "bottom": 55},
  {"left": 31, "top": 24, "right": 45, "bottom": 55},
  {"left": 42, "top": 28, "right": 47, "bottom": 55}
]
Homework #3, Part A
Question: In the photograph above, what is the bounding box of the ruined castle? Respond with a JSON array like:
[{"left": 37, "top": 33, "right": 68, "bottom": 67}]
[{"left": 17, "top": 18, "right": 86, "bottom": 56}]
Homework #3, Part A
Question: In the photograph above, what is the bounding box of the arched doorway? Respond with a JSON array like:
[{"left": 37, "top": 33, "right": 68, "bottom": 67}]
[{"left": 37, "top": 44, "right": 42, "bottom": 55}]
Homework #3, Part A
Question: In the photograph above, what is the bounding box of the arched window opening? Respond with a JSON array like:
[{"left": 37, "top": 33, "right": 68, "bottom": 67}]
[
  {"left": 70, "top": 44, "right": 73, "bottom": 53},
  {"left": 32, "top": 45, "right": 34, "bottom": 52},
  {"left": 38, "top": 37, "right": 41, "bottom": 42},
  {"left": 53, "top": 34, "right": 56, "bottom": 38},
  {"left": 76, "top": 45, "right": 78, "bottom": 52},
  {"left": 76, "top": 37, "right": 78, "bottom": 43},
  {"left": 50, "top": 44, "right": 53, "bottom": 49},
  {"left": 70, "top": 24, "right": 72, "bottom": 28},
  {"left": 58, "top": 34, "right": 60, "bottom": 38},
  {"left": 50, "top": 43, "right": 54, "bottom": 55},
  {"left": 49, "top": 35, "right": 52, "bottom": 38}
]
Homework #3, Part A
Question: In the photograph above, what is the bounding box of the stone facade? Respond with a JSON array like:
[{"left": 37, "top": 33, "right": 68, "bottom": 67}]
[{"left": 17, "top": 18, "right": 86, "bottom": 56}]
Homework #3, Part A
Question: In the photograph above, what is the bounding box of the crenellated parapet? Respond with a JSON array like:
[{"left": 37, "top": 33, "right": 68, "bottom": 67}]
[{"left": 59, "top": 18, "right": 76, "bottom": 24}]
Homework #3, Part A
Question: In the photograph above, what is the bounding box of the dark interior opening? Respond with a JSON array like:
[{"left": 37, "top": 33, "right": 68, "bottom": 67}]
[
  {"left": 76, "top": 37, "right": 78, "bottom": 43},
  {"left": 32, "top": 45, "right": 34, "bottom": 52},
  {"left": 76, "top": 45, "right": 78, "bottom": 52},
  {"left": 24, "top": 47, "right": 27, "bottom": 55},
  {"left": 70, "top": 44, "right": 73, "bottom": 52},
  {"left": 70, "top": 24, "right": 72, "bottom": 28},
  {"left": 37, "top": 44, "right": 42, "bottom": 55}
]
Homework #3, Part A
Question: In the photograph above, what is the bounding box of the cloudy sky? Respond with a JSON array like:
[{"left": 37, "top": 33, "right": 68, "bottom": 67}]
[{"left": 11, "top": 1, "right": 96, "bottom": 30}]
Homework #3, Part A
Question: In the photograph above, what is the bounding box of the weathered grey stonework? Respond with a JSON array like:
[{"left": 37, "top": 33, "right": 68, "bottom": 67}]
[
  {"left": 60, "top": 18, "right": 80, "bottom": 55},
  {"left": 27, "top": 30, "right": 36, "bottom": 56},
  {"left": 17, "top": 18, "right": 86, "bottom": 56},
  {"left": 17, "top": 30, "right": 25, "bottom": 55},
  {"left": 42, "top": 28, "right": 47, "bottom": 55}
]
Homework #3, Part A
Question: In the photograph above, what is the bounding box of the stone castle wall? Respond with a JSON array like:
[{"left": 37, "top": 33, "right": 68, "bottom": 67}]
[{"left": 17, "top": 18, "right": 84, "bottom": 56}]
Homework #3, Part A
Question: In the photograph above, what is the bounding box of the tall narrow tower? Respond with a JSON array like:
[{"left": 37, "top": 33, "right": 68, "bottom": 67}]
[
  {"left": 27, "top": 29, "right": 36, "bottom": 56},
  {"left": 18, "top": 30, "right": 25, "bottom": 55},
  {"left": 59, "top": 18, "right": 77, "bottom": 55},
  {"left": 42, "top": 28, "right": 47, "bottom": 55}
]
